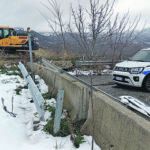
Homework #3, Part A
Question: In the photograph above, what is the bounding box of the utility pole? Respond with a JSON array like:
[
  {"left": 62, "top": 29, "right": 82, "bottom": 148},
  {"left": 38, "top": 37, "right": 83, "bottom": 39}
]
[{"left": 27, "top": 27, "right": 34, "bottom": 80}]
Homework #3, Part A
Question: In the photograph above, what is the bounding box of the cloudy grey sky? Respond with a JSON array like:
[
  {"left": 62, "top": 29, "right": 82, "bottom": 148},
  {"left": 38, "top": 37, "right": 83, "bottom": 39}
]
[{"left": 0, "top": 0, "right": 149, "bottom": 31}]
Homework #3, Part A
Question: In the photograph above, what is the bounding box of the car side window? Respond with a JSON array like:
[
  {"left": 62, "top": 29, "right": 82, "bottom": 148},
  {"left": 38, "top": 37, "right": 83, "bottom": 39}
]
[{"left": 4, "top": 29, "right": 9, "bottom": 38}]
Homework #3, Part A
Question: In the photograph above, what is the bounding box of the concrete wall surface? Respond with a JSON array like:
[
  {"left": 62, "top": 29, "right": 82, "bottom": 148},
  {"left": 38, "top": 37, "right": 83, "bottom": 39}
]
[
  {"left": 81, "top": 91, "right": 150, "bottom": 150},
  {"left": 30, "top": 63, "right": 150, "bottom": 150},
  {"left": 32, "top": 63, "right": 89, "bottom": 120}
]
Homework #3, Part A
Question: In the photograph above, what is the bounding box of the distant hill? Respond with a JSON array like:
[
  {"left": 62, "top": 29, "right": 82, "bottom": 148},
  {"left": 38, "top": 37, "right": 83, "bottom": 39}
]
[
  {"left": 30, "top": 28, "right": 150, "bottom": 59},
  {"left": 135, "top": 28, "right": 150, "bottom": 43}
]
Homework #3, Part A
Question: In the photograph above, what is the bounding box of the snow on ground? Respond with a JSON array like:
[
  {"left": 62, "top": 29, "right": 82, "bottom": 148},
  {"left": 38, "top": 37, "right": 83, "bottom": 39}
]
[
  {"left": 68, "top": 69, "right": 94, "bottom": 76},
  {"left": 68, "top": 69, "right": 112, "bottom": 76},
  {"left": 0, "top": 72, "right": 101, "bottom": 150}
]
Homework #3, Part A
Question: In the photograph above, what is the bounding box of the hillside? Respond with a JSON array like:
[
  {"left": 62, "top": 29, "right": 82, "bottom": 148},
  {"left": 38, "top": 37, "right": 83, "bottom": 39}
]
[{"left": 31, "top": 28, "right": 150, "bottom": 59}]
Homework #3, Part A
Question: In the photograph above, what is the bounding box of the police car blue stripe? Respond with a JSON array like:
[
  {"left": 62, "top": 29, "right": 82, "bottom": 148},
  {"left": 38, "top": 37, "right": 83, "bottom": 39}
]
[{"left": 142, "top": 71, "right": 150, "bottom": 75}]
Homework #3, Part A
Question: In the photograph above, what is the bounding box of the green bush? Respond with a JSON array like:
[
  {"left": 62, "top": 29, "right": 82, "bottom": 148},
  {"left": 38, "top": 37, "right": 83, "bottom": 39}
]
[
  {"left": 43, "top": 118, "right": 70, "bottom": 137},
  {"left": 72, "top": 119, "right": 86, "bottom": 148},
  {"left": 0, "top": 66, "right": 23, "bottom": 78},
  {"left": 0, "top": 68, "right": 8, "bottom": 74},
  {"left": 56, "top": 118, "right": 70, "bottom": 137},
  {"left": 71, "top": 56, "right": 80, "bottom": 66},
  {"left": 43, "top": 119, "right": 54, "bottom": 134},
  {"left": 15, "top": 85, "right": 28, "bottom": 95},
  {"left": 43, "top": 102, "right": 86, "bottom": 148},
  {"left": 74, "top": 135, "right": 85, "bottom": 148},
  {"left": 42, "top": 92, "right": 55, "bottom": 99},
  {"left": 43, "top": 105, "right": 69, "bottom": 137},
  {"left": 72, "top": 119, "right": 86, "bottom": 135}
]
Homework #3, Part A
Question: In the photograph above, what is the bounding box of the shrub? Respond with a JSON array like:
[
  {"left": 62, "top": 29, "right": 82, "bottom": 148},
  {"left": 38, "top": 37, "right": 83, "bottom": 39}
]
[
  {"left": 0, "top": 68, "right": 8, "bottom": 74},
  {"left": 71, "top": 56, "right": 80, "bottom": 67},
  {"left": 43, "top": 102, "right": 86, "bottom": 148},
  {"left": 74, "top": 135, "right": 85, "bottom": 148},
  {"left": 42, "top": 92, "right": 52, "bottom": 99},
  {"left": 0, "top": 66, "right": 23, "bottom": 78},
  {"left": 43, "top": 118, "right": 70, "bottom": 137},
  {"left": 43, "top": 119, "right": 54, "bottom": 134},
  {"left": 15, "top": 85, "right": 28, "bottom": 95},
  {"left": 42, "top": 92, "right": 55, "bottom": 99}
]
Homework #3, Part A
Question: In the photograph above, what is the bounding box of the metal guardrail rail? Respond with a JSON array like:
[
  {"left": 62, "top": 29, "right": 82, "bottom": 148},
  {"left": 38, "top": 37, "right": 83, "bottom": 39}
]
[
  {"left": 42, "top": 58, "right": 60, "bottom": 72},
  {"left": 76, "top": 60, "right": 113, "bottom": 67},
  {"left": 18, "top": 62, "right": 45, "bottom": 120},
  {"left": 41, "top": 58, "right": 119, "bottom": 101},
  {"left": 75, "top": 60, "right": 122, "bottom": 67}
]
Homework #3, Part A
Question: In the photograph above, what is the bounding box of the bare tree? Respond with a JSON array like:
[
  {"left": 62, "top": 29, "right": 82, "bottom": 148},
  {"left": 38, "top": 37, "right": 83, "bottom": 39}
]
[
  {"left": 41, "top": 0, "right": 66, "bottom": 52},
  {"left": 68, "top": 0, "right": 115, "bottom": 59},
  {"left": 107, "top": 12, "right": 142, "bottom": 67}
]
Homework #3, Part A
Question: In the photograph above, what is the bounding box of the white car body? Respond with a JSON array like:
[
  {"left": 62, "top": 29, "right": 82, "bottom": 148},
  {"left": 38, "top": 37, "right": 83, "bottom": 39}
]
[{"left": 112, "top": 48, "right": 150, "bottom": 88}]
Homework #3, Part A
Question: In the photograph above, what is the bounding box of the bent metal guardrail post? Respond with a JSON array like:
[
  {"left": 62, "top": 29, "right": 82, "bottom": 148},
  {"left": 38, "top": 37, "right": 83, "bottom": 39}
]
[
  {"left": 53, "top": 89, "right": 64, "bottom": 134},
  {"left": 18, "top": 62, "right": 45, "bottom": 121}
]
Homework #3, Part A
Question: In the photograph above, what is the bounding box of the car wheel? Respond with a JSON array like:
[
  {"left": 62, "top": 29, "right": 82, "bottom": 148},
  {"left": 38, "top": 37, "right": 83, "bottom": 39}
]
[{"left": 143, "top": 75, "right": 150, "bottom": 92}]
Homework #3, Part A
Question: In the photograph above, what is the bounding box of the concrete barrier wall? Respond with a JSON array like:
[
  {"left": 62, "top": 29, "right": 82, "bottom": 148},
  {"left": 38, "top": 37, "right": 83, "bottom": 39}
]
[
  {"left": 81, "top": 91, "right": 150, "bottom": 150},
  {"left": 32, "top": 63, "right": 89, "bottom": 120},
  {"left": 31, "top": 63, "right": 150, "bottom": 150}
]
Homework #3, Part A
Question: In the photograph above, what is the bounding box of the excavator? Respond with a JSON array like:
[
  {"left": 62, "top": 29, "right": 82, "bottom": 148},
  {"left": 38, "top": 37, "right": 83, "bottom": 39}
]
[{"left": 0, "top": 26, "right": 39, "bottom": 52}]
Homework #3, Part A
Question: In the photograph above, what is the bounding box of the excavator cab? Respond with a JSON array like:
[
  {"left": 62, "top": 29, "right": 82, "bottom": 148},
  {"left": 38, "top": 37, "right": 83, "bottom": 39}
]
[{"left": 0, "top": 27, "right": 39, "bottom": 52}]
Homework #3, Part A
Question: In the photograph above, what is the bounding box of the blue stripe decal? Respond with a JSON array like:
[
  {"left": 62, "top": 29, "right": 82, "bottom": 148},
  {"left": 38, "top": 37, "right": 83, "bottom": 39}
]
[{"left": 142, "top": 71, "right": 150, "bottom": 75}]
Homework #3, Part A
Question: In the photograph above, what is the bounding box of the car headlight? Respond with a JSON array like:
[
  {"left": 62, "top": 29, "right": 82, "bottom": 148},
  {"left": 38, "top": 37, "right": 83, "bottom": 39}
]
[{"left": 130, "top": 67, "right": 144, "bottom": 74}]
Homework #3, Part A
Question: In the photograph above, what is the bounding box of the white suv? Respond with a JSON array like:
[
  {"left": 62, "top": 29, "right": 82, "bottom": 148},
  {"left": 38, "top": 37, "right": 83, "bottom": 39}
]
[{"left": 112, "top": 48, "right": 150, "bottom": 91}]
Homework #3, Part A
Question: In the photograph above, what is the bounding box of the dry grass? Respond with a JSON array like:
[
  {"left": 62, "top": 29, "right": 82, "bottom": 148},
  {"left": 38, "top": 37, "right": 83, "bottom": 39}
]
[
  {"left": 0, "top": 61, "right": 6, "bottom": 68},
  {"left": 0, "top": 48, "right": 76, "bottom": 68},
  {"left": 34, "top": 48, "right": 75, "bottom": 60},
  {"left": 34, "top": 48, "right": 59, "bottom": 59},
  {"left": 0, "top": 54, "right": 21, "bottom": 68}
]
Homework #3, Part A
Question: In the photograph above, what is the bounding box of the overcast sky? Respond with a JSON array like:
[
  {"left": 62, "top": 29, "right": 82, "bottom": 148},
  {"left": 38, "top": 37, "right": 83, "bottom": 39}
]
[{"left": 0, "top": 0, "right": 149, "bottom": 32}]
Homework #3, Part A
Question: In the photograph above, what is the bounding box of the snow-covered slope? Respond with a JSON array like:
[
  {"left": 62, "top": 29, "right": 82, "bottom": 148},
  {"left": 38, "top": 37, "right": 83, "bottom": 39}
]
[{"left": 0, "top": 73, "right": 101, "bottom": 150}]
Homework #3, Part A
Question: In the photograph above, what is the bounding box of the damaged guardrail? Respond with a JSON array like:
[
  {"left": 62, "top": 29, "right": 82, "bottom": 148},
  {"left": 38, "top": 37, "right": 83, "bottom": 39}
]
[
  {"left": 41, "top": 58, "right": 150, "bottom": 121},
  {"left": 120, "top": 96, "right": 150, "bottom": 117},
  {"left": 18, "top": 62, "right": 45, "bottom": 120}
]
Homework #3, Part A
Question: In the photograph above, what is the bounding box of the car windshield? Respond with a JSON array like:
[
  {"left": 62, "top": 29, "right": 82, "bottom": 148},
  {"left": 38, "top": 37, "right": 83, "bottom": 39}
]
[{"left": 130, "top": 50, "right": 150, "bottom": 62}]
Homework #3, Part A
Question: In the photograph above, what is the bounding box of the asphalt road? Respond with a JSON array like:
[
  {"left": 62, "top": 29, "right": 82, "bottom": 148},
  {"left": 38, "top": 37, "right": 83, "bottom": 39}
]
[{"left": 78, "top": 74, "right": 150, "bottom": 105}]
